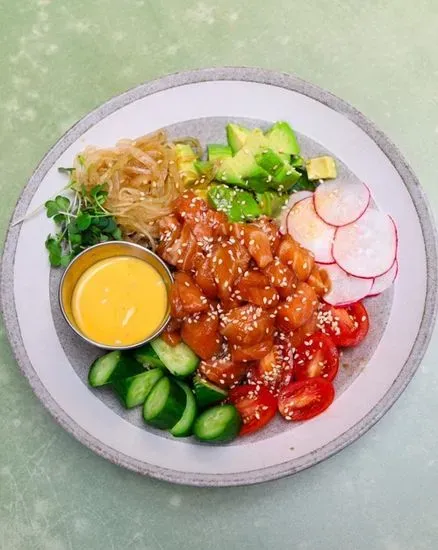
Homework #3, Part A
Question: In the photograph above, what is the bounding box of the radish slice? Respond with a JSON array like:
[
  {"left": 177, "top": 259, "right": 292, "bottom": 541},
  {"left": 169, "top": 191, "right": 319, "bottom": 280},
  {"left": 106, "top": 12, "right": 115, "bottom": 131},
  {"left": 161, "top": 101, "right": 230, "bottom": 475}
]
[
  {"left": 332, "top": 210, "right": 397, "bottom": 278},
  {"left": 287, "top": 197, "right": 336, "bottom": 263},
  {"left": 321, "top": 263, "right": 373, "bottom": 306},
  {"left": 369, "top": 259, "right": 398, "bottom": 296},
  {"left": 279, "top": 191, "right": 313, "bottom": 234},
  {"left": 314, "top": 180, "right": 370, "bottom": 227}
]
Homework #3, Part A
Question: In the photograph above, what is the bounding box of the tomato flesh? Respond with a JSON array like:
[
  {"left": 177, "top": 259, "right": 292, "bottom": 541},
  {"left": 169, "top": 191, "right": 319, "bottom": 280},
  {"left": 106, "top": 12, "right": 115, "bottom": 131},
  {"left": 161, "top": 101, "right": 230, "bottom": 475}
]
[
  {"left": 294, "top": 333, "right": 339, "bottom": 382},
  {"left": 229, "top": 385, "right": 277, "bottom": 436},
  {"left": 278, "top": 378, "right": 335, "bottom": 421},
  {"left": 319, "top": 302, "right": 369, "bottom": 347}
]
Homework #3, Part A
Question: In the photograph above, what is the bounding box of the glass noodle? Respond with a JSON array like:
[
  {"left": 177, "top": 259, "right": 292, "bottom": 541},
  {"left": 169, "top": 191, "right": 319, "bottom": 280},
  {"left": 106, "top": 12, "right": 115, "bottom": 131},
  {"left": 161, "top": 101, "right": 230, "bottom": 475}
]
[{"left": 73, "top": 131, "right": 188, "bottom": 249}]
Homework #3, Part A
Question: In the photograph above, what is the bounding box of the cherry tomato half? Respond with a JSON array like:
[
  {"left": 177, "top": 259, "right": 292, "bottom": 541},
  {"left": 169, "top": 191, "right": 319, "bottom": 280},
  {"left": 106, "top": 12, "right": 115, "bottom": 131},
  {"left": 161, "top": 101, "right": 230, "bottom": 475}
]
[
  {"left": 320, "top": 302, "right": 369, "bottom": 348},
  {"left": 278, "top": 378, "right": 335, "bottom": 421},
  {"left": 294, "top": 333, "right": 339, "bottom": 383},
  {"left": 229, "top": 384, "right": 277, "bottom": 436}
]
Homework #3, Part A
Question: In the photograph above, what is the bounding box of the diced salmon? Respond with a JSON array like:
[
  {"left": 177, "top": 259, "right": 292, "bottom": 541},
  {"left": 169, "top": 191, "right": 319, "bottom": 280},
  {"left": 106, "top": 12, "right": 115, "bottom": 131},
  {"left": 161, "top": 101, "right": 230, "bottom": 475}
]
[{"left": 181, "top": 309, "right": 222, "bottom": 360}]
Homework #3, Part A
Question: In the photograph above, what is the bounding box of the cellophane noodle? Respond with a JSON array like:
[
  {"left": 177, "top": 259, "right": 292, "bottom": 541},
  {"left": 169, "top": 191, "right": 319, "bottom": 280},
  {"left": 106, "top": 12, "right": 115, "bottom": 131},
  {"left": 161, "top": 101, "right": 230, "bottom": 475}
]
[{"left": 73, "top": 130, "right": 184, "bottom": 248}]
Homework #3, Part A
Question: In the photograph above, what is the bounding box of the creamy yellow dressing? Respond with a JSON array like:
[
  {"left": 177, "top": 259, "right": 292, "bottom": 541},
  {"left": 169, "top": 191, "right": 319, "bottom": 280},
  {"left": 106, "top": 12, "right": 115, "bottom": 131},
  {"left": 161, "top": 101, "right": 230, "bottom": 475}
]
[{"left": 71, "top": 256, "right": 167, "bottom": 346}]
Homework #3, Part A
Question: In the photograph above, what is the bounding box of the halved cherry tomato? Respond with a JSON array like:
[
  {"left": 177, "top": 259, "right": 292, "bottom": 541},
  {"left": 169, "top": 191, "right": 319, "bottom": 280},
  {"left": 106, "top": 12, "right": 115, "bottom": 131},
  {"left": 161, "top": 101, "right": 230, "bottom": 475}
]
[
  {"left": 229, "top": 384, "right": 277, "bottom": 436},
  {"left": 231, "top": 338, "right": 273, "bottom": 362},
  {"left": 264, "top": 260, "right": 297, "bottom": 300},
  {"left": 319, "top": 302, "right": 369, "bottom": 347},
  {"left": 294, "top": 333, "right": 339, "bottom": 382},
  {"left": 242, "top": 225, "right": 274, "bottom": 269},
  {"left": 220, "top": 304, "right": 275, "bottom": 346},
  {"left": 276, "top": 282, "right": 318, "bottom": 331},
  {"left": 278, "top": 378, "right": 335, "bottom": 421},
  {"left": 236, "top": 271, "right": 279, "bottom": 308},
  {"left": 173, "top": 272, "right": 209, "bottom": 315},
  {"left": 199, "top": 357, "right": 247, "bottom": 389},
  {"left": 181, "top": 310, "right": 222, "bottom": 360}
]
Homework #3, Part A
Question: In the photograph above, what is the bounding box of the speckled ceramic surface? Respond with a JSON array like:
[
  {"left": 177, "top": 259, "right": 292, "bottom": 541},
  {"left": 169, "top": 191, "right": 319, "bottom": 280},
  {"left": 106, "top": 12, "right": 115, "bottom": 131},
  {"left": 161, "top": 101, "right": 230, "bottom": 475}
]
[{"left": 1, "top": 68, "right": 437, "bottom": 486}]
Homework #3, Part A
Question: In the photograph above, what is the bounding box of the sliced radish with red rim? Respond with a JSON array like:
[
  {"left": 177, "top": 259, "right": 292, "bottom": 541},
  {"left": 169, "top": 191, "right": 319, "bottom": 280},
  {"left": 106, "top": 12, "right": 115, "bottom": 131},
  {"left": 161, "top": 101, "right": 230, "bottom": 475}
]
[
  {"left": 314, "top": 180, "right": 370, "bottom": 227},
  {"left": 320, "top": 263, "right": 373, "bottom": 306},
  {"left": 279, "top": 191, "right": 313, "bottom": 234},
  {"left": 332, "top": 210, "right": 397, "bottom": 278},
  {"left": 287, "top": 197, "right": 336, "bottom": 264},
  {"left": 369, "top": 260, "right": 398, "bottom": 297}
]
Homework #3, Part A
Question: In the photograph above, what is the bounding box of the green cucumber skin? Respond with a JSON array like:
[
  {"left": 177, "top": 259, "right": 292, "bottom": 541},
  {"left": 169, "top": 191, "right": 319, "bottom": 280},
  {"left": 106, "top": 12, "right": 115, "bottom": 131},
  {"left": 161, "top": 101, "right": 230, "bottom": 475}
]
[
  {"left": 133, "top": 345, "right": 165, "bottom": 368},
  {"left": 170, "top": 381, "right": 198, "bottom": 437},
  {"left": 113, "top": 368, "right": 164, "bottom": 409},
  {"left": 143, "top": 378, "right": 186, "bottom": 430},
  {"left": 193, "top": 404, "right": 242, "bottom": 443},
  {"left": 150, "top": 338, "right": 199, "bottom": 377},
  {"left": 193, "top": 375, "right": 228, "bottom": 408},
  {"left": 88, "top": 352, "right": 144, "bottom": 387}
]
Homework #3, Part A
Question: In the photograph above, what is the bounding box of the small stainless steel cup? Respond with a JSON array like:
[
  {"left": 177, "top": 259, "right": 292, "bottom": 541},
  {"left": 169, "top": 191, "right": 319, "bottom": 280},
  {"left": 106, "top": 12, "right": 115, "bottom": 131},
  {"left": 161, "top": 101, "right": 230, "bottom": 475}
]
[{"left": 59, "top": 241, "right": 172, "bottom": 350}]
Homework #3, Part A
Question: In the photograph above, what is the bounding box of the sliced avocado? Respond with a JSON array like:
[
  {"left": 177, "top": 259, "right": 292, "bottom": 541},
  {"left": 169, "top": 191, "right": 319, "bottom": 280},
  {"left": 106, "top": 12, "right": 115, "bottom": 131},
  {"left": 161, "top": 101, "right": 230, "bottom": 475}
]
[
  {"left": 291, "top": 155, "right": 305, "bottom": 168},
  {"left": 207, "top": 144, "right": 233, "bottom": 162},
  {"left": 216, "top": 130, "right": 269, "bottom": 185},
  {"left": 229, "top": 191, "right": 261, "bottom": 222},
  {"left": 175, "top": 143, "right": 199, "bottom": 186},
  {"left": 291, "top": 172, "right": 317, "bottom": 192},
  {"left": 265, "top": 121, "right": 300, "bottom": 156},
  {"left": 174, "top": 143, "right": 197, "bottom": 162},
  {"left": 207, "top": 185, "right": 235, "bottom": 213},
  {"left": 255, "top": 149, "right": 301, "bottom": 191},
  {"left": 194, "top": 160, "right": 214, "bottom": 175},
  {"left": 306, "top": 156, "right": 337, "bottom": 180},
  {"left": 256, "top": 191, "right": 287, "bottom": 218},
  {"left": 226, "top": 123, "right": 251, "bottom": 153},
  {"left": 208, "top": 185, "right": 261, "bottom": 222}
]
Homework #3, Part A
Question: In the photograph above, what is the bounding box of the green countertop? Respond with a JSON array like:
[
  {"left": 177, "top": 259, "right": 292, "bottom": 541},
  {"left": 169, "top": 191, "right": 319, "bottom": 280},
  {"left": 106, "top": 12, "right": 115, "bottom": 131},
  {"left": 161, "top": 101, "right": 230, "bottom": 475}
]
[{"left": 1, "top": 1, "right": 438, "bottom": 548}]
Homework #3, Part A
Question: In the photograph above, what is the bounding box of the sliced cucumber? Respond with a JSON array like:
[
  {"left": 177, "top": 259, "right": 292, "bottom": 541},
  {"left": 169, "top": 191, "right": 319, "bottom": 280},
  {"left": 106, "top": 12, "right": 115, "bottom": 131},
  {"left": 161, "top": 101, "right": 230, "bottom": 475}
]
[
  {"left": 143, "top": 377, "right": 186, "bottom": 429},
  {"left": 193, "top": 374, "right": 228, "bottom": 408},
  {"left": 133, "top": 344, "right": 165, "bottom": 369},
  {"left": 113, "top": 368, "right": 164, "bottom": 409},
  {"left": 88, "top": 351, "right": 144, "bottom": 388},
  {"left": 170, "top": 381, "right": 197, "bottom": 437},
  {"left": 193, "top": 404, "right": 241, "bottom": 443},
  {"left": 150, "top": 338, "right": 199, "bottom": 377}
]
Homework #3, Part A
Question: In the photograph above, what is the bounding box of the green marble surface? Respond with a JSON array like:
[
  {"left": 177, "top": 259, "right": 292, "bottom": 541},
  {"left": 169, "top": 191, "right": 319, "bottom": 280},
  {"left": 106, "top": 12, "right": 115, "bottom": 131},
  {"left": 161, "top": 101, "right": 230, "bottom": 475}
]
[{"left": 1, "top": 1, "right": 438, "bottom": 548}]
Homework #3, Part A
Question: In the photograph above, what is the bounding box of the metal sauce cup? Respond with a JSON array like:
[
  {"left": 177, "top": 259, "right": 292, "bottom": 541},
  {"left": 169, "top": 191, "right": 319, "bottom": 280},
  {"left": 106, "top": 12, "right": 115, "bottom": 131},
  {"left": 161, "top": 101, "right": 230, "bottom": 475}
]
[{"left": 59, "top": 241, "right": 172, "bottom": 350}]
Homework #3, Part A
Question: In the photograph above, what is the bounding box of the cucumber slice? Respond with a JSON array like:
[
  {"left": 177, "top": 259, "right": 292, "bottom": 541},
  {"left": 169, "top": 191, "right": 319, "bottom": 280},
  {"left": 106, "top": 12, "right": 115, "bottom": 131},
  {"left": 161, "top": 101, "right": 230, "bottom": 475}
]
[
  {"left": 143, "top": 377, "right": 186, "bottom": 429},
  {"left": 133, "top": 344, "right": 165, "bottom": 368},
  {"left": 88, "top": 351, "right": 144, "bottom": 388},
  {"left": 150, "top": 338, "right": 199, "bottom": 377},
  {"left": 193, "top": 374, "right": 228, "bottom": 408},
  {"left": 170, "top": 381, "right": 197, "bottom": 437},
  {"left": 193, "top": 404, "right": 241, "bottom": 442},
  {"left": 113, "top": 368, "right": 164, "bottom": 409}
]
